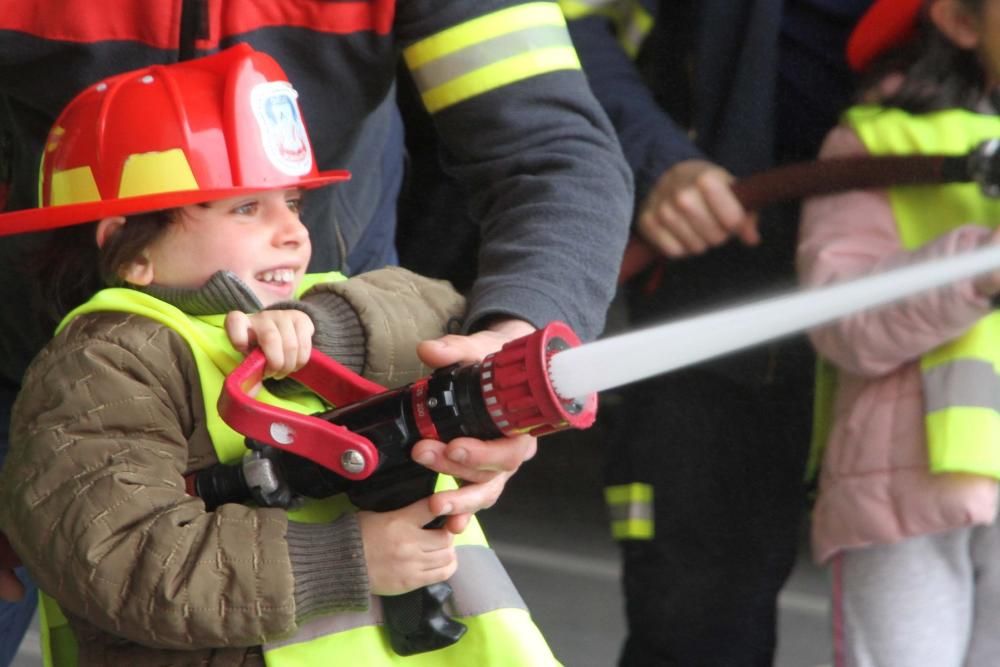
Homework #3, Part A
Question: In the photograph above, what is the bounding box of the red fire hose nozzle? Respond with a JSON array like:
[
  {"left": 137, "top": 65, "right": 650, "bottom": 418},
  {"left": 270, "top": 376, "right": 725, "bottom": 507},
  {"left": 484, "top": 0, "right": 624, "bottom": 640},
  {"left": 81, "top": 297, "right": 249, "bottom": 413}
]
[
  {"left": 217, "top": 322, "right": 598, "bottom": 480},
  {"left": 479, "top": 321, "right": 597, "bottom": 437}
]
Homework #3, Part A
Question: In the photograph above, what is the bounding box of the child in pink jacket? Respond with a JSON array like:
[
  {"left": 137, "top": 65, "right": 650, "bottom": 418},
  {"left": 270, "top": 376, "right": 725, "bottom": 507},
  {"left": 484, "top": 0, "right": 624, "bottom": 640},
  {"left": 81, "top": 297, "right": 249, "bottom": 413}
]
[{"left": 798, "top": 0, "right": 1000, "bottom": 665}]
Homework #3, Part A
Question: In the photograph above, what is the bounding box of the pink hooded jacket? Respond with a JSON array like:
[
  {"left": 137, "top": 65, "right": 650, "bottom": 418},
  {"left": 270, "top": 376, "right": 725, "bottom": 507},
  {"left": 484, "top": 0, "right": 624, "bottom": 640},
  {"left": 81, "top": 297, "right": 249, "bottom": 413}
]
[{"left": 798, "top": 125, "right": 1000, "bottom": 563}]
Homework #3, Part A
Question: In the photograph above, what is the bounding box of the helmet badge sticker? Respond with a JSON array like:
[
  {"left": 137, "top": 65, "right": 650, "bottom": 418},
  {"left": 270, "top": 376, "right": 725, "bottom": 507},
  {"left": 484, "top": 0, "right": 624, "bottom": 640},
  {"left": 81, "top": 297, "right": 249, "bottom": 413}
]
[{"left": 250, "top": 81, "right": 313, "bottom": 176}]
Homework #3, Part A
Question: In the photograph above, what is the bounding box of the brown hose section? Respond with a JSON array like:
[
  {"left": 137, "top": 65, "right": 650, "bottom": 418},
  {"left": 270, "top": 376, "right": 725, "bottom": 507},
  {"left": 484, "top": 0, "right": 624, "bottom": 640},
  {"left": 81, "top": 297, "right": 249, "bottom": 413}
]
[{"left": 618, "top": 154, "right": 952, "bottom": 284}]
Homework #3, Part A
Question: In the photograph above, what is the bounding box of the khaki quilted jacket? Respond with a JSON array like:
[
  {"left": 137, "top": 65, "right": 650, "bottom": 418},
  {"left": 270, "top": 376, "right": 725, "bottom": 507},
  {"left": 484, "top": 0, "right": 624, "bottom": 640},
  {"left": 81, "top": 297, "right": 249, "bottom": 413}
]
[{"left": 0, "top": 268, "right": 464, "bottom": 666}]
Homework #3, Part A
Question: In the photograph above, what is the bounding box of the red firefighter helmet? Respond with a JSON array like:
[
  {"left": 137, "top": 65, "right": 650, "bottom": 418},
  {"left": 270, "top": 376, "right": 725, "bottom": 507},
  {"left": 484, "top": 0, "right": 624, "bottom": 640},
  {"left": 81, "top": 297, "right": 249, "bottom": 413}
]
[
  {"left": 0, "top": 44, "right": 349, "bottom": 236},
  {"left": 846, "top": 0, "right": 924, "bottom": 72}
]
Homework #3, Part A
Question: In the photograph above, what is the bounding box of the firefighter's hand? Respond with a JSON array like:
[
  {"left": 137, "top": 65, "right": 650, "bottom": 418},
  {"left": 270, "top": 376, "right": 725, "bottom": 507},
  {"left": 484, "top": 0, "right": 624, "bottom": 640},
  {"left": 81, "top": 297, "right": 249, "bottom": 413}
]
[
  {"left": 638, "top": 159, "right": 758, "bottom": 258},
  {"left": 413, "top": 318, "right": 539, "bottom": 533},
  {"left": 358, "top": 497, "right": 457, "bottom": 596},
  {"left": 225, "top": 309, "right": 314, "bottom": 379},
  {"left": 0, "top": 569, "right": 24, "bottom": 602}
]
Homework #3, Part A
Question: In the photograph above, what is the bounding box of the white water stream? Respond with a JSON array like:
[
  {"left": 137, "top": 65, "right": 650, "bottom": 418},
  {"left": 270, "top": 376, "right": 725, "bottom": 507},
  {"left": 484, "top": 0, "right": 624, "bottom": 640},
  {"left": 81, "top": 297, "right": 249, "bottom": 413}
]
[{"left": 550, "top": 244, "right": 1000, "bottom": 399}]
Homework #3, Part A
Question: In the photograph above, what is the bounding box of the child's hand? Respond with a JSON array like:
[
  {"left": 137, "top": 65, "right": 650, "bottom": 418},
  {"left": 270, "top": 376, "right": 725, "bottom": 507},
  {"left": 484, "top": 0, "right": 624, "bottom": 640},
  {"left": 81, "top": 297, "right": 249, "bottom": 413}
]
[
  {"left": 225, "top": 309, "right": 315, "bottom": 379},
  {"left": 357, "top": 498, "right": 457, "bottom": 596}
]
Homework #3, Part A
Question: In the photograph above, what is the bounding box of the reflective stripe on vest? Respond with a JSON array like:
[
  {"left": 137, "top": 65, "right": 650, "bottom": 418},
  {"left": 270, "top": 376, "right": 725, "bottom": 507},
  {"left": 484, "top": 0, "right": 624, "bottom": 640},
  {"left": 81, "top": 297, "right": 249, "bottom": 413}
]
[
  {"left": 557, "top": 0, "right": 652, "bottom": 58},
  {"left": 403, "top": 2, "right": 581, "bottom": 113},
  {"left": 846, "top": 106, "right": 1000, "bottom": 478},
  {"left": 605, "top": 482, "right": 653, "bottom": 540},
  {"left": 51, "top": 278, "right": 558, "bottom": 666}
]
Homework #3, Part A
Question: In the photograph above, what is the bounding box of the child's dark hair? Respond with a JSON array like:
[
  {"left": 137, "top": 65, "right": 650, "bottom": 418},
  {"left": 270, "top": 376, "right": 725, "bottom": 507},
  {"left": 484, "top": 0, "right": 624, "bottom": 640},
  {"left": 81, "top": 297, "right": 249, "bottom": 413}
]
[
  {"left": 34, "top": 209, "right": 174, "bottom": 326},
  {"left": 861, "top": 0, "right": 987, "bottom": 112}
]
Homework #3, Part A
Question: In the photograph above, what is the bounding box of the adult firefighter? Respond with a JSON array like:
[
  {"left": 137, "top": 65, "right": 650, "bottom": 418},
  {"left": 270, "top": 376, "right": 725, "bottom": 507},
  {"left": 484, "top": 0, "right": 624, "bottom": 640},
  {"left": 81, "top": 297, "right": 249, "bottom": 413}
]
[
  {"left": 0, "top": 3, "right": 633, "bottom": 663},
  {"left": 559, "top": 1, "right": 872, "bottom": 665}
]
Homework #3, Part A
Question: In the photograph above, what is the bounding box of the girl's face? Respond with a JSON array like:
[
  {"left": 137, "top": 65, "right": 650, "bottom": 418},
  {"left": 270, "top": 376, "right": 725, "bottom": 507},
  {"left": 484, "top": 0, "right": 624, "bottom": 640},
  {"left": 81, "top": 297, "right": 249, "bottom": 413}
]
[{"left": 136, "top": 188, "right": 311, "bottom": 307}]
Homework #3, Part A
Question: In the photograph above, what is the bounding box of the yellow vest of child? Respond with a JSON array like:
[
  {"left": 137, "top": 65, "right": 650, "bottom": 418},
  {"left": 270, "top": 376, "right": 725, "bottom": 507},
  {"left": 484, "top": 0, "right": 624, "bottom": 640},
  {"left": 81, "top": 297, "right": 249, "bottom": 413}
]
[
  {"left": 846, "top": 105, "right": 1000, "bottom": 478},
  {"left": 40, "top": 274, "right": 559, "bottom": 666}
]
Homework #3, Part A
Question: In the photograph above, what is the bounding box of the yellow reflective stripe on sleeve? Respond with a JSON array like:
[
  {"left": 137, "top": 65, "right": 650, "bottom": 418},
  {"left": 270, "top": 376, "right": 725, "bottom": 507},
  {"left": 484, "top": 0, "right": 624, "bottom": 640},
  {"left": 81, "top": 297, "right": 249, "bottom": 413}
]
[
  {"left": 557, "top": 0, "right": 652, "bottom": 58},
  {"left": 605, "top": 482, "right": 654, "bottom": 540},
  {"left": 404, "top": 3, "right": 581, "bottom": 113}
]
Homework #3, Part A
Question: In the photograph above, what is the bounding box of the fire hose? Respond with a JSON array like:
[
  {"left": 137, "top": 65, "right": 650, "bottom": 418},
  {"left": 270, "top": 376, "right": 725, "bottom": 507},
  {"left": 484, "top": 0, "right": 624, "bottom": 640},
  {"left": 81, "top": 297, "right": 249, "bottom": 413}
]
[{"left": 618, "top": 138, "right": 1000, "bottom": 284}]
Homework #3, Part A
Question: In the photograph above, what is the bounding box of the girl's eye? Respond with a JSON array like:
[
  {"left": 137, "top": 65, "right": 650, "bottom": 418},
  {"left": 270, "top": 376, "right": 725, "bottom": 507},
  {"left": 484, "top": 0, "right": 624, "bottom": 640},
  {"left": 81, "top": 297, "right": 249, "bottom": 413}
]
[
  {"left": 286, "top": 197, "right": 303, "bottom": 214},
  {"left": 233, "top": 202, "right": 258, "bottom": 216}
]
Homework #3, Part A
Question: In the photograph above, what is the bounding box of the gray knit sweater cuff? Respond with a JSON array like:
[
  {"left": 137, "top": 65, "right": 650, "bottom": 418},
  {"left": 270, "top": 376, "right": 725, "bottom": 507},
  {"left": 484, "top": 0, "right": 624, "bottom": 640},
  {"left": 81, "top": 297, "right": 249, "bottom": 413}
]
[
  {"left": 264, "top": 295, "right": 365, "bottom": 397},
  {"left": 286, "top": 514, "right": 370, "bottom": 622},
  {"left": 267, "top": 295, "right": 365, "bottom": 373}
]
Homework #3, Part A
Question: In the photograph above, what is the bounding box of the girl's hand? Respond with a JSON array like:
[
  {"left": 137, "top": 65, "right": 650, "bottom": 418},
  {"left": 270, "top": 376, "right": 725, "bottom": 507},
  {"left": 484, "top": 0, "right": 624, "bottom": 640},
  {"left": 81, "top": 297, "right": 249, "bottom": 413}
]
[
  {"left": 225, "top": 309, "right": 314, "bottom": 379},
  {"left": 358, "top": 498, "right": 457, "bottom": 596}
]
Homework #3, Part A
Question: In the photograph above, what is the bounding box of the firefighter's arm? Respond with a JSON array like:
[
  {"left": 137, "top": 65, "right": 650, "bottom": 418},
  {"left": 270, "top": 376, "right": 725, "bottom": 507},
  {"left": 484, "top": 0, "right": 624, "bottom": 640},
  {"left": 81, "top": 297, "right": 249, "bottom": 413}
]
[
  {"left": 561, "top": 3, "right": 754, "bottom": 258},
  {"left": 394, "top": 1, "right": 632, "bottom": 342}
]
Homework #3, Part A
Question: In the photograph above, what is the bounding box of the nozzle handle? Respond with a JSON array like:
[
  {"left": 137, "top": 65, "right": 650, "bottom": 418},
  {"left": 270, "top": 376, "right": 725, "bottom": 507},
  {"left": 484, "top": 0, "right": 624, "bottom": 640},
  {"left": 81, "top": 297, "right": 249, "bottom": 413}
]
[
  {"left": 219, "top": 348, "right": 384, "bottom": 480},
  {"left": 381, "top": 582, "right": 467, "bottom": 655}
]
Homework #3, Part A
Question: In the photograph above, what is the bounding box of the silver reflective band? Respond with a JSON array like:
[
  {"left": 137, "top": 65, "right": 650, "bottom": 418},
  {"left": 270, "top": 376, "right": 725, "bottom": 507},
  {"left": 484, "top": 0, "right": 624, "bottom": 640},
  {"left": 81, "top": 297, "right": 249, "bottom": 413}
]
[
  {"left": 923, "top": 358, "right": 1000, "bottom": 412},
  {"left": 408, "top": 25, "right": 573, "bottom": 95},
  {"left": 607, "top": 501, "right": 653, "bottom": 524},
  {"left": 265, "top": 544, "right": 526, "bottom": 651}
]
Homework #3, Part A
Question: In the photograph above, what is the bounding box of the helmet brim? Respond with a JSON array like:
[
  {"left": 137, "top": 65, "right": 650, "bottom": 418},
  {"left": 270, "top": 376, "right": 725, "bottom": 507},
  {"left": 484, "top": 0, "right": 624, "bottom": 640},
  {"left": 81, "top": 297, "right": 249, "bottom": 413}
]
[
  {"left": 0, "top": 169, "right": 350, "bottom": 237},
  {"left": 846, "top": 0, "right": 923, "bottom": 72}
]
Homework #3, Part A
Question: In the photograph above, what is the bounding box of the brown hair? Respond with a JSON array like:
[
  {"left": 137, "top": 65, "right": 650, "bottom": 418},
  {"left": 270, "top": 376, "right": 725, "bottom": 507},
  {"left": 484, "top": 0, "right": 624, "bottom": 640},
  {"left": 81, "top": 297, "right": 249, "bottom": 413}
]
[
  {"left": 34, "top": 209, "right": 175, "bottom": 326},
  {"left": 861, "top": 1, "right": 989, "bottom": 112}
]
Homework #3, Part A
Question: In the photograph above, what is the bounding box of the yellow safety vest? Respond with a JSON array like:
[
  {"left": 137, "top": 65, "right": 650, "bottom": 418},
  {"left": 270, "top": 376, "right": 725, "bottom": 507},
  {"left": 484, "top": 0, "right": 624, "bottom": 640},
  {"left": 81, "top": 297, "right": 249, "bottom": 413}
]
[
  {"left": 39, "top": 274, "right": 559, "bottom": 666},
  {"left": 828, "top": 106, "right": 1000, "bottom": 478}
]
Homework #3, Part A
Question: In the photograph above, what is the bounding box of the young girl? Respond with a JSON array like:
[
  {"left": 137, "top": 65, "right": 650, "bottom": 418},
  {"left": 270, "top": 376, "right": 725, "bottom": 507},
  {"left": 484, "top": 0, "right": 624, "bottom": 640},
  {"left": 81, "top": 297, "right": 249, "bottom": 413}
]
[
  {"left": 798, "top": 1, "right": 1000, "bottom": 664},
  {"left": 0, "top": 46, "right": 557, "bottom": 666}
]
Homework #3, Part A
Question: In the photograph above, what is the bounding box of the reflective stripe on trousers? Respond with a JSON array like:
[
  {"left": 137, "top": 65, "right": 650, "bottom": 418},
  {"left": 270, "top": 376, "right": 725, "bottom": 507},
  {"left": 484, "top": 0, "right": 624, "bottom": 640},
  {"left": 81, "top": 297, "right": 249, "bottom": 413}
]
[{"left": 605, "top": 482, "right": 654, "bottom": 540}]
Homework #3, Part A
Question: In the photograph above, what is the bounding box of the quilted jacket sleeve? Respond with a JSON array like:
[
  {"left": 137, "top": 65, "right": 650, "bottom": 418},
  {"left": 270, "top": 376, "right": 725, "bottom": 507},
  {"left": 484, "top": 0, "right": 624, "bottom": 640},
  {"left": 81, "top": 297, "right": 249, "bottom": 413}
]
[
  {"left": 302, "top": 267, "right": 467, "bottom": 387},
  {"left": 0, "top": 313, "right": 366, "bottom": 649}
]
